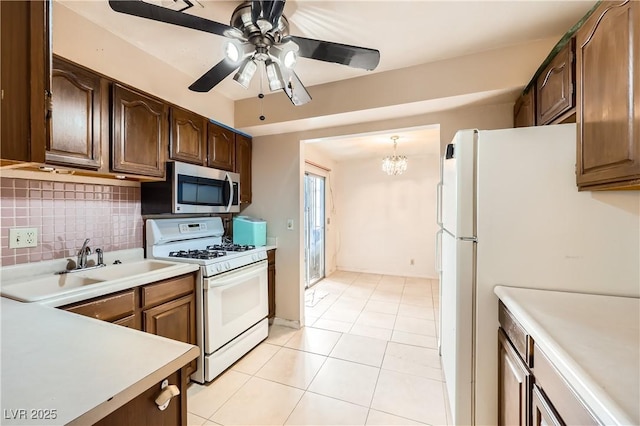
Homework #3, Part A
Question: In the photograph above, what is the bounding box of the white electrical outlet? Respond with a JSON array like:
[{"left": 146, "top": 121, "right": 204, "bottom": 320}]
[
  {"left": 286, "top": 219, "right": 294, "bottom": 230},
  {"left": 9, "top": 228, "right": 38, "bottom": 249}
]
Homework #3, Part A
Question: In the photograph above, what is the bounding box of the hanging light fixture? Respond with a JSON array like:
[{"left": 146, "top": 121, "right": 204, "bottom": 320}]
[{"left": 382, "top": 136, "right": 408, "bottom": 176}]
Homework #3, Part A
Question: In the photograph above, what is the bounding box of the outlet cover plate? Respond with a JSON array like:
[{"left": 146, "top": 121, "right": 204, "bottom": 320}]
[{"left": 9, "top": 228, "right": 38, "bottom": 249}]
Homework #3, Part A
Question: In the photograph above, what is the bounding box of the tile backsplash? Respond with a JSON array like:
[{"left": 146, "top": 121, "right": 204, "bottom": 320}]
[{"left": 0, "top": 177, "right": 142, "bottom": 267}]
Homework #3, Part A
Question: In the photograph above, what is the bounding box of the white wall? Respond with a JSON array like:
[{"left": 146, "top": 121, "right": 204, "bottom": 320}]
[
  {"left": 242, "top": 135, "right": 304, "bottom": 325},
  {"left": 335, "top": 153, "right": 440, "bottom": 278},
  {"left": 245, "top": 103, "right": 513, "bottom": 324}
]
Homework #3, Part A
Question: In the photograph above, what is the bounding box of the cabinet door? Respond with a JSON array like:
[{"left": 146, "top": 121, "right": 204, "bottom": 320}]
[
  {"left": 144, "top": 294, "right": 197, "bottom": 376},
  {"left": 207, "top": 122, "right": 235, "bottom": 171},
  {"left": 93, "top": 369, "right": 187, "bottom": 426},
  {"left": 267, "top": 249, "right": 276, "bottom": 321},
  {"left": 48, "top": 57, "right": 102, "bottom": 169},
  {"left": 112, "top": 83, "right": 167, "bottom": 177},
  {"left": 536, "top": 39, "right": 575, "bottom": 125},
  {"left": 169, "top": 106, "right": 206, "bottom": 165},
  {"left": 236, "top": 133, "right": 252, "bottom": 206},
  {"left": 0, "top": 0, "right": 49, "bottom": 163},
  {"left": 576, "top": 0, "right": 640, "bottom": 189},
  {"left": 531, "top": 385, "right": 564, "bottom": 426},
  {"left": 498, "top": 329, "right": 531, "bottom": 426},
  {"left": 514, "top": 89, "right": 535, "bottom": 128}
]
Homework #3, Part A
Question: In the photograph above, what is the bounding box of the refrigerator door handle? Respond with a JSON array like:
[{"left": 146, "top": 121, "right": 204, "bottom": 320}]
[
  {"left": 435, "top": 228, "right": 443, "bottom": 273},
  {"left": 436, "top": 181, "right": 443, "bottom": 227}
]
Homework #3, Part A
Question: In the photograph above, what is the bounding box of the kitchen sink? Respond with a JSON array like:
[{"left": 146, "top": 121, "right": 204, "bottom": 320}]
[
  {"left": 75, "top": 260, "right": 173, "bottom": 281},
  {"left": 0, "top": 258, "right": 195, "bottom": 306},
  {"left": 2, "top": 274, "right": 105, "bottom": 302}
]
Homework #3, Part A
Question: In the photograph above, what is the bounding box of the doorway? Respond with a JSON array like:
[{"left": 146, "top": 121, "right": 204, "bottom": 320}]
[{"left": 304, "top": 172, "right": 325, "bottom": 288}]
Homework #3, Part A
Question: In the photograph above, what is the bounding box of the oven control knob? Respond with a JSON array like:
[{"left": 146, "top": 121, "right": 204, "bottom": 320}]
[
  {"left": 225, "top": 262, "right": 231, "bottom": 269},
  {"left": 252, "top": 254, "right": 257, "bottom": 261},
  {"left": 216, "top": 264, "right": 222, "bottom": 272}
]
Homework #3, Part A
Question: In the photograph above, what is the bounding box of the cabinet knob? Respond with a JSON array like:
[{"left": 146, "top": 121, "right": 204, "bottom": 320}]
[{"left": 155, "top": 383, "right": 180, "bottom": 411}]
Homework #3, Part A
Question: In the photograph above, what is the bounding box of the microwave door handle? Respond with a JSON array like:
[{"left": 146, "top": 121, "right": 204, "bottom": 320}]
[{"left": 226, "top": 172, "right": 234, "bottom": 212}]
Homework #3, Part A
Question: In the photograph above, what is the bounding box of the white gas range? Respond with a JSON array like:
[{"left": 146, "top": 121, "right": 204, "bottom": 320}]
[{"left": 146, "top": 216, "right": 268, "bottom": 383}]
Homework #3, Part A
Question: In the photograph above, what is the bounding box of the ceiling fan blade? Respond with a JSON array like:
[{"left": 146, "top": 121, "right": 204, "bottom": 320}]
[
  {"left": 188, "top": 59, "right": 239, "bottom": 92},
  {"left": 108, "top": 0, "right": 233, "bottom": 37},
  {"left": 268, "top": 0, "right": 286, "bottom": 28},
  {"left": 283, "top": 70, "right": 311, "bottom": 106},
  {"left": 251, "top": 1, "right": 262, "bottom": 26},
  {"left": 286, "top": 35, "right": 380, "bottom": 71}
]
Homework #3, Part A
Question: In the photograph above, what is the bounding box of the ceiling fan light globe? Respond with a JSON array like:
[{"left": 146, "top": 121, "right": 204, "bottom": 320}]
[
  {"left": 233, "top": 59, "right": 258, "bottom": 89},
  {"left": 271, "top": 43, "right": 299, "bottom": 69},
  {"left": 283, "top": 50, "right": 297, "bottom": 69},
  {"left": 266, "top": 61, "right": 285, "bottom": 91},
  {"left": 224, "top": 40, "right": 241, "bottom": 63}
]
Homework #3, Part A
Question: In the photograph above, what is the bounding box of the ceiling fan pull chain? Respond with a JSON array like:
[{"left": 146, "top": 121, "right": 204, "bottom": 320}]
[{"left": 259, "top": 62, "right": 266, "bottom": 121}]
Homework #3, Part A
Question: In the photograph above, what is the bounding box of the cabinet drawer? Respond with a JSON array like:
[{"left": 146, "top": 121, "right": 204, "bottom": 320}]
[
  {"left": 533, "top": 344, "right": 599, "bottom": 425},
  {"left": 63, "top": 289, "right": 136, "bottom": 322},
  {"left": 112, "top": 314, "right": 138, "bottom": 329},
  {"left": 498, "top": 302, "right": 533, "bottom": 367},
  {"left": 141, "top": 273, "right": 195, "bottom": 309}
]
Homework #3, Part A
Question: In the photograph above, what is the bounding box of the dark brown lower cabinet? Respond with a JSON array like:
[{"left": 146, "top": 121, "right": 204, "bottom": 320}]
[
  {"left": 267, "top": 249, "right": 276, "bottom": 323},
  {"left": 93, "top": 368, "right": 188, "bottom": 426},
  {"left": 144, "top": 294, "right": 197, "bottom": 377},
  {"left": 498, "top": 329, "right": 531, "bottom": 426},
  {"left": 62, "top": 288, "right": 140, "bottom": 329},
  {"left": 499, "top": 302, "right": 600, "bottom": 426},
  {"left": 61, "top": 273, "right": 198, "bottom": 377},
  {"left": 532, "top": 385, "right": 563, "bottom": 426}
]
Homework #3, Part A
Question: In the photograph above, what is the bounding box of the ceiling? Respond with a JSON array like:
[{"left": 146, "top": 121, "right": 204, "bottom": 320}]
[
  {"left": 58, "top": 0, "right": 596, "bottom": 162},
  {"left": 305, "top": 125, "right": 441, "bottom": 163},
  {"left": 61, "top": 0, "right": 596, "bottom": 103}
]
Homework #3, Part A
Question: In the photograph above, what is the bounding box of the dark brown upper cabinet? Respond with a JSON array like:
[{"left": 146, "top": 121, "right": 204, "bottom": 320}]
[
  {"left": 576, "top": 0, "right": 640, "bottom": 190},
  {"left": 514, "top": 89, "right": 535, "bottom": 128},
  {"left": 169, "top": 106, "right": 207, "bottom": 166},
  {"left": 236, "top": 133, "right": 252, "bottom": 206},
  {"left": 48, "top": 57, "right": 103, "bottom": 169},
  {"left": 0, "top": 0, "right": 50, "bottom": 164},
  {"left": 207, "top": 122, "right": 236, "bottom": 171},
  {"left": 112, "top": 83, "right": 168, "bottom": 178},
  {"left": 536, "top": 38, "right": 575, "bottom": 125}
]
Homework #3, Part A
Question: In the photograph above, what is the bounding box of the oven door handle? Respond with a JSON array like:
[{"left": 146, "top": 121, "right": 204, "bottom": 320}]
[
  {"left": 204, "top": 260, "right": 266, "bottom": 289},
  {"left": 225, "top": 172, "right": 234, "bottom": 213}
]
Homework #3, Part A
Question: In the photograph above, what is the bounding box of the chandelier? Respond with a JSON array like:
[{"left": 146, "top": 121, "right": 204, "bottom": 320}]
[{"left": 382, "top": 136, "right": 408, "bottom": 176}]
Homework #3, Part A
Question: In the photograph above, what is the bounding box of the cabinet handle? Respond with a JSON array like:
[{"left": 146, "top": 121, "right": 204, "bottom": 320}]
[
  {"left": 155, "top": 384, "right": 180, "bottom": 411},
  {"left": 540, "top": 63, "right": 566, "bottom": 89},
  {"left": 45, "top": 90, "right": 53, "bottom": 119}
]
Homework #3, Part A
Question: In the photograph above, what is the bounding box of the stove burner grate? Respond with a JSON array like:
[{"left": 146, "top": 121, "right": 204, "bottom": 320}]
[
  {"left": 169, "top": 249, "right": 227, "bottom": 260},
  {"left": 207, "top": 243, "right": 256, "bottom": 252}
]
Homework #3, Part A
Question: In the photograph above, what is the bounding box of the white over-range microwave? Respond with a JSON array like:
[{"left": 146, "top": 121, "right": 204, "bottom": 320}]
[{"left": 141, "top": 161, "right": 240, "bottom": 214}]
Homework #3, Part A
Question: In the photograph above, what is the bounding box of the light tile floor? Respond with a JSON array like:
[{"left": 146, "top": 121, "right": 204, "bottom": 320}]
[{"left": 187, "top": 271, "right": 449, "bottom": 426}]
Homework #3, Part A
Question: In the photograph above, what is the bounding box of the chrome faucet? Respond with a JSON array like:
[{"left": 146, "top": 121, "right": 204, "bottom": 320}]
[
  {"left": 96, "top": 248, "right": 104, "bottom": 266},
  {"left": 77, "top": 238, "right": 91, "bottom": 269}
]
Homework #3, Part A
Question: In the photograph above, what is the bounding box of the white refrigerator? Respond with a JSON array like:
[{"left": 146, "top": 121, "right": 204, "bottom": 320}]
[{"left": 436, "top": 124, "right": 640, "bottom": 426}]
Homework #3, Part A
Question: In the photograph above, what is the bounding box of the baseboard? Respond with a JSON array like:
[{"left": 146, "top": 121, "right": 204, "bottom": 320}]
[
  {"left": 334, "top": 267, "right": 438, "bottom": 280},
  {"left": 272, "top": 317, "right": 301, "bottom": 330}
]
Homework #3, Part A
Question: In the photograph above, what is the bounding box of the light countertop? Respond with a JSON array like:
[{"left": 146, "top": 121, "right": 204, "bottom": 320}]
[
  {"left": 494, "top": 286, "right": 640, "bottom": 425},
  {"left": 0, "top": 297, "right": 199, "bottom": 425},
  {"left": 0, "top": 248, "right": 200, "bottom": 307}
]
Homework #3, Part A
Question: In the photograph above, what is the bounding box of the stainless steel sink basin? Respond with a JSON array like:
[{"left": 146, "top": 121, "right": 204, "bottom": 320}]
[
  {"left": 75, "top": 260, "right": 173, "bottom": 281},
  {"left": 2, "top": 274, "right": 104, "bottom": 302}
]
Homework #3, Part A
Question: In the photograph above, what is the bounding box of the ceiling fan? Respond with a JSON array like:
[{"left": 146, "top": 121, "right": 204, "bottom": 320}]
[{"left": 108, "top": 0, "right": 381, "bottom": 107}]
